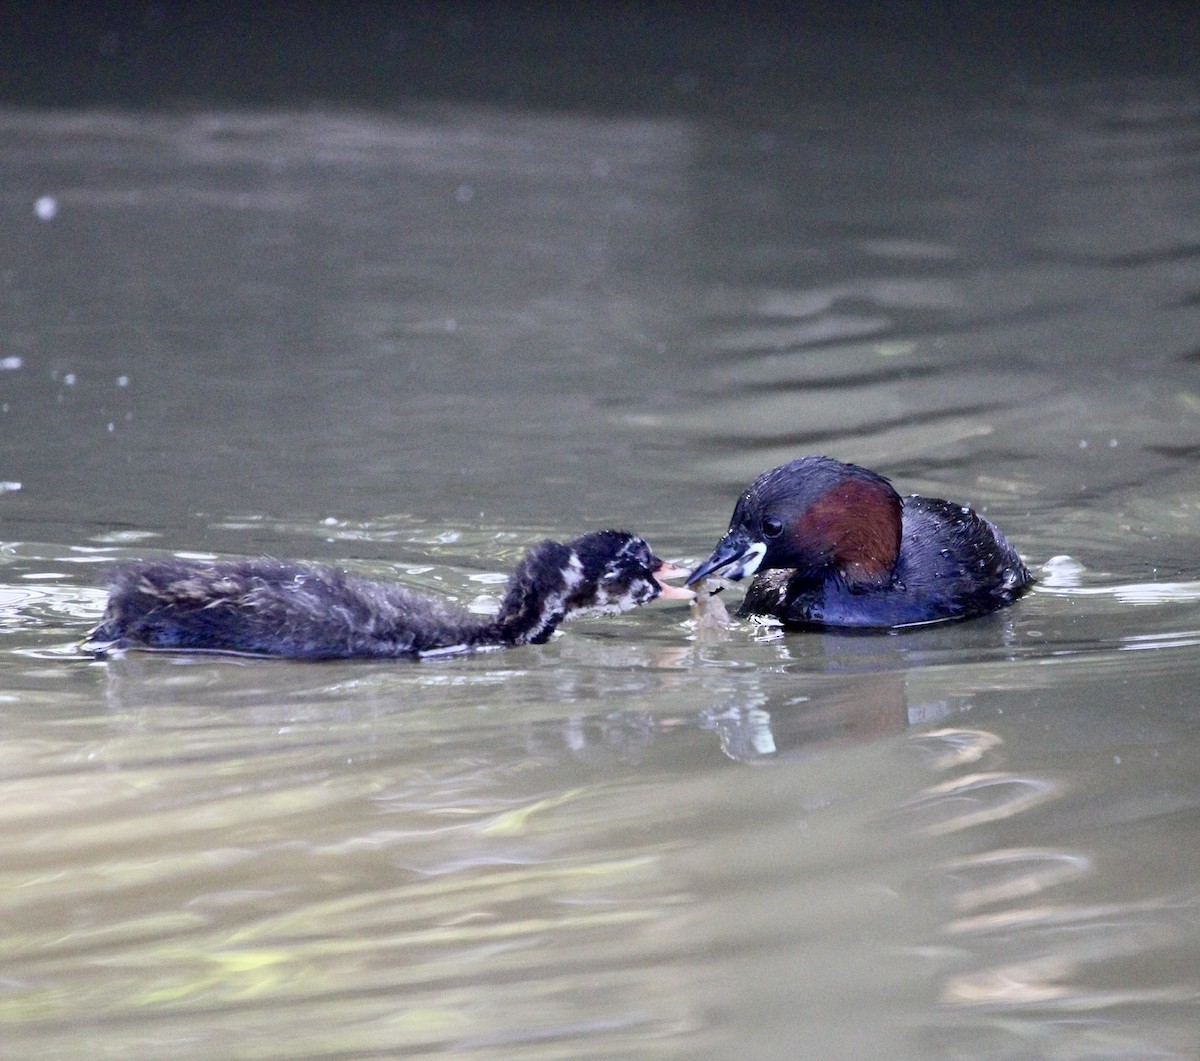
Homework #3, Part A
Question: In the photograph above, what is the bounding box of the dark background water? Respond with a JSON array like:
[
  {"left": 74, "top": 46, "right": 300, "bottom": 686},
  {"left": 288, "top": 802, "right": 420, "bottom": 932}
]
[
  {"left": 3, "top": 5, "right": 1200, "bottom": 1059},
  {"left": 6, "top": 1, "right": 1198, "bottom": 112}
]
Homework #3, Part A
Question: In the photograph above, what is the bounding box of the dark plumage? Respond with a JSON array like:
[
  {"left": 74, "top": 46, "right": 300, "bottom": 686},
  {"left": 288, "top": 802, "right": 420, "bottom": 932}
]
[
  {"left": 688, "top": 457, "right": 1033, "bottom": 629},
  {"left": 87, "top": 530, "right": 692, "bottom": 660}
]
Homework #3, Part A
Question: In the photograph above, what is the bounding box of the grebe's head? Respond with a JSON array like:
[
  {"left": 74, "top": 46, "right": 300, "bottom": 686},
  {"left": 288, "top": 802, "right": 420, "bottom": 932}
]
[
  {"left": 688, "top": 457, "right": 903, "bottom": 589},
  {"left": 564, "top": 530, "right": 693, "bottom": 619}
]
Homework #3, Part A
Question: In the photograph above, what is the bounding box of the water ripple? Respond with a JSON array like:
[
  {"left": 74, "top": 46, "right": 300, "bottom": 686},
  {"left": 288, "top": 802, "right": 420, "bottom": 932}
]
[{"left": 906, "top": 772, "right": 1063, "bottom": 836}]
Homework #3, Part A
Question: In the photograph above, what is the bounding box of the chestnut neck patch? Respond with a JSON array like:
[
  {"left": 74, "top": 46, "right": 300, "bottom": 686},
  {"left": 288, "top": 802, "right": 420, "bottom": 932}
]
[{"left": 797, "top": 477, "right": 902, "bottom": 587}]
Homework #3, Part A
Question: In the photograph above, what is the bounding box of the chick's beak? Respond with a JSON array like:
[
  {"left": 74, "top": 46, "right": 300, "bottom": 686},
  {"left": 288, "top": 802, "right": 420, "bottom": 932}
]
[
  {"left": 686, "top": 531, "right": 767, "bottom": 585},
  {"left": 652, "top": 560, "right": 697, "bottom": 601}
]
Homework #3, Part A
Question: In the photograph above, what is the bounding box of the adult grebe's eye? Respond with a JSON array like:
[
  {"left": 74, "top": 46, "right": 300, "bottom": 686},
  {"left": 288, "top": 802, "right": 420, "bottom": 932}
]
[{"left": 762, "top": 516, "right": 784, "bottom": 539}]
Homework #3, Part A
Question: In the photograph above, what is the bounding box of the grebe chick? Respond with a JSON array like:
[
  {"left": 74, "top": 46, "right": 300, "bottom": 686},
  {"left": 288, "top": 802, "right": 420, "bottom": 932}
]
[
  {"left": 688, "top": 457, "right": 1032, "bottom": 629},
  {"left": 88, "top": 530, "right": 693, "bottom": 660}
]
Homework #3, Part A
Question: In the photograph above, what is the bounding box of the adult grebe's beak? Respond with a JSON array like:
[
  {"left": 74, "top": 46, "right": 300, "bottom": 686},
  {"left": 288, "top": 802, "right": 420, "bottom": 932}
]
[
  {"left": 653, "top": 560, "right": 697, "bottom": 601},
  {"left": 686, "top": 529, "right": 767, "bottom": 585}
]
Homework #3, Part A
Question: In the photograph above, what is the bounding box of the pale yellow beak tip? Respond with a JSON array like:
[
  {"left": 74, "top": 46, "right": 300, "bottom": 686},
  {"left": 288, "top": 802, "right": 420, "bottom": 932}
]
[{"left": 654, "top": 562, "right": 697, "bottom": 601}]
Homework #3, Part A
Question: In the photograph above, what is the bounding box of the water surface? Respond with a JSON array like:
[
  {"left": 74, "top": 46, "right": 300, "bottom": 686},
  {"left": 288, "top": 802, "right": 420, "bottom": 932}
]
[{"left": 2, "top": 75, "right": 1200, "bottom": 1059}]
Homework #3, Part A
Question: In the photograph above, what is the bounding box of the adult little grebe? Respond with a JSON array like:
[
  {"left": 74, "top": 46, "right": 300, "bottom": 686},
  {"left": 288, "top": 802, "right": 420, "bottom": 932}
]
[
  {"left": 687, "top": 457, "right": 1032, "bottom": 629},
  {"left": 88, "top": 530, "right": 693, "bottom": 660}
]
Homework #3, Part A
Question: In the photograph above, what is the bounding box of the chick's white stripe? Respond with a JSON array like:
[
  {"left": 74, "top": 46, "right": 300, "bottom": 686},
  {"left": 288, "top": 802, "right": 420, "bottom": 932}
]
[
  {"left": 562, "top": 553, "right": 585, "bottom": 590},
  {"left": 531, "top": 554, "right": 587, "bottom": 636}
]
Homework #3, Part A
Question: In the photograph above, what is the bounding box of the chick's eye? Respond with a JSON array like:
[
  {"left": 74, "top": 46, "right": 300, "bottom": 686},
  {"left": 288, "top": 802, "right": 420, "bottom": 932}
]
[{"left": 762, "top": 516, "right": 784, "bottom": 539}]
